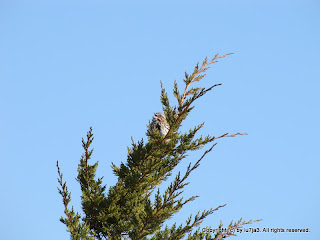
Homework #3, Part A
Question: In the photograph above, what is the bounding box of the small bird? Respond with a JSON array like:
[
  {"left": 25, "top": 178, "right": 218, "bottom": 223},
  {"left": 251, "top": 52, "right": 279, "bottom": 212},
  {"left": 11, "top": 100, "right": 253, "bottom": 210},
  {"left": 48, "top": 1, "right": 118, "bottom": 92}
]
[{"left": 150, "top": 112, "right": 170, "bottom": 137}]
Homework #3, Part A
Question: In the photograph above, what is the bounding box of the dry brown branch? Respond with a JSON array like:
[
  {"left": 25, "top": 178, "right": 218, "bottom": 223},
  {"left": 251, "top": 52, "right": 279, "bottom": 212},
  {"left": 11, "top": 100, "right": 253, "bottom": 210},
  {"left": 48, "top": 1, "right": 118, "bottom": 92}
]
[
  {"left": 180, "top": 53, "right": 234, "bottom": 106},
  {"left": 214, "top": 219, "right": 263, "bottom": 240},
  {"left": 214, "top": 132, "right": 248, "bottom": 140}
]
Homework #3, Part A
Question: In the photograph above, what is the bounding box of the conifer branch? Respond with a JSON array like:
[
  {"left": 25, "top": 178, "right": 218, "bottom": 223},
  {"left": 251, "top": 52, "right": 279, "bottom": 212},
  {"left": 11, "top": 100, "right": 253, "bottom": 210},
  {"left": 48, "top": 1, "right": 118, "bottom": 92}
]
[
  {"left": 123, "top": 53, "right": 238, "bottom": 190},
  {"left": 179, "top": 53, "right": 233, "bottom": 108},
  {"left": 137, "top": 144, "right": 218, "bottom": 239},
  {"left": 214, "top": 132, "right": 248, "bottom": 140},
  {"left": 76, "top": 127, "right": 108, "bottom": 239},
  {"left": 57, "top": 161, "right": 94, "bottom": 240},
  {"left": 213, "top": 218, "right": 263, "bottom": 239}
]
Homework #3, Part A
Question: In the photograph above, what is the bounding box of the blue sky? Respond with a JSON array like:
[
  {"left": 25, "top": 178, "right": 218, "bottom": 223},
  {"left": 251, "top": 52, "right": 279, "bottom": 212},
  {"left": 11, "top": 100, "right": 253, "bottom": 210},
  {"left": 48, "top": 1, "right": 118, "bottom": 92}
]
[{"left": 1, "top": 1, "right": 319, "bottom": 239}]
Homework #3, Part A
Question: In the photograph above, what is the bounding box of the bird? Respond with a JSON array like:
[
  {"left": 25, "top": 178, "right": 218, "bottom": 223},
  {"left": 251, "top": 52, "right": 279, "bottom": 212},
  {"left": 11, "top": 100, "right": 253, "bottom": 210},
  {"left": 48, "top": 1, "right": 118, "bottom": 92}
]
[{"left": 150, "top": 112, "right": 170, "bottom": 138}]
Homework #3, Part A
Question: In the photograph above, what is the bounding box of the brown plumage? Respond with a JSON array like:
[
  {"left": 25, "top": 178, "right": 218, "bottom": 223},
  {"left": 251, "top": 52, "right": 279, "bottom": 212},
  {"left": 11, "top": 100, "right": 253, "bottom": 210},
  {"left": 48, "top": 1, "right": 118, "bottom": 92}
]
[{"left": 150, "top": 112, "right": 170, "bottom": 137}]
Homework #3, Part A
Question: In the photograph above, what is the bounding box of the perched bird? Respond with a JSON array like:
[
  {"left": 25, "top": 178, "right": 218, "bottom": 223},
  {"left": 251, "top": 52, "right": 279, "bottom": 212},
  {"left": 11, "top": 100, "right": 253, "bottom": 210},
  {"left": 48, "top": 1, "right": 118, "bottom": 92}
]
[{"left": 150, "top": 112, "right": 170, "bottom": 137}]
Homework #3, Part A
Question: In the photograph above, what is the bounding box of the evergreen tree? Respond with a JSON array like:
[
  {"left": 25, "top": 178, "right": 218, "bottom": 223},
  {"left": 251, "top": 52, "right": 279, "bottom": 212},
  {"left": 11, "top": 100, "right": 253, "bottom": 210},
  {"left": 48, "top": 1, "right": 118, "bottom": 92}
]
[{"left": 57, "top": 54, "right": 260, "bottom": 240}]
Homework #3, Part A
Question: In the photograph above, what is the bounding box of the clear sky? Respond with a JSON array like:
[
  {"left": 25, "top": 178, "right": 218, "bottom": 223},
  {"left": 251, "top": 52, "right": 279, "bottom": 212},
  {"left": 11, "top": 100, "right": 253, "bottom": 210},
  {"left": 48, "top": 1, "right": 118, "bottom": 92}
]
[{"left": 1, "top": 1, "right": 319, "bottom": 240}]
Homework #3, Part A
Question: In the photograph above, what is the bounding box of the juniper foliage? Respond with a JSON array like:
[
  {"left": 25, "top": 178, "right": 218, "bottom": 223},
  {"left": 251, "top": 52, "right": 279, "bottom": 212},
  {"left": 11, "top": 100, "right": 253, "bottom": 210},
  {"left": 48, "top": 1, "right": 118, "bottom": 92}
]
[{"left": 57, "top": 54, "right": 259, "bottom": 240}]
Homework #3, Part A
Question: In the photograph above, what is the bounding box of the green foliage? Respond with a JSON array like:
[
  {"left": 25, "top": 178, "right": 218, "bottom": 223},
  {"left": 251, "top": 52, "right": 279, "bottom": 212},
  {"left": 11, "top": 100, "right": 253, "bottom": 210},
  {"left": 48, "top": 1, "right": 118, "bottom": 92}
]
[{"left": 57, "top": 54, "right": 260, "bottom": 239}]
